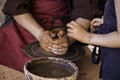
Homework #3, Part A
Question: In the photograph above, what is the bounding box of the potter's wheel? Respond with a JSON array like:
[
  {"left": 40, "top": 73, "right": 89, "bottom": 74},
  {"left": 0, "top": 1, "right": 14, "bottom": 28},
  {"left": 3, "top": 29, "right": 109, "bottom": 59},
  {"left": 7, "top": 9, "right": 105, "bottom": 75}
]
[{"left": 25, "top": 41, "right": 85, "bottom": 61}]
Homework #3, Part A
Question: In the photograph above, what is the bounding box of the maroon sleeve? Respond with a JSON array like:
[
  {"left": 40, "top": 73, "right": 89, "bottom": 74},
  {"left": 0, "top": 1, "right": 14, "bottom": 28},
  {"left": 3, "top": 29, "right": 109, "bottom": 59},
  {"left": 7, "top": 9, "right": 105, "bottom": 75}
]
[
  {"left": 71, "top": 0, "right": 103, "bottom": 20},
  {"left": 2, "top": 0, "right": 31, "bottom": 15}
]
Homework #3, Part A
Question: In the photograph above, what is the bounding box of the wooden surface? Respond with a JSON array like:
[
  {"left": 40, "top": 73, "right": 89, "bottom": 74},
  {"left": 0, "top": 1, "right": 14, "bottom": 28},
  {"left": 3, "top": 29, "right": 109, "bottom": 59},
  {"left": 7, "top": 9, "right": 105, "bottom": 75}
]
[
  {"left": 0, "top": 65, "right": 26, "bottom": 80},
  {"left": 0, "top": 46, "right": 100, "bottom": 80},
  {"left": 76, "top": 47, "right": 100, "bottom": 80}
]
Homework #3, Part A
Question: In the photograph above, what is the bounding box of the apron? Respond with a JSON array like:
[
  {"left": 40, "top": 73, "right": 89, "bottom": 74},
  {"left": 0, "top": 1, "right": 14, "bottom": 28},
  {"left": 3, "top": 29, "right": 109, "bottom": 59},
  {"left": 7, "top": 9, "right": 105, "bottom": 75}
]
[{"left": 0, "top": 0, "right": 70, "bottom": 72}]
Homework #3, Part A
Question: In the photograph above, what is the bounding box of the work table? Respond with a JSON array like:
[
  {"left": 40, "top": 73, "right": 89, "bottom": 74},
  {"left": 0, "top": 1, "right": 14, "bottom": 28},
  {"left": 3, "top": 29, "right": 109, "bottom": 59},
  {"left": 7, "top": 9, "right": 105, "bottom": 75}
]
[
  {"left": 0, "top": 65, "right": 26, "bottom": 80},
  {"left": 0, "top": 46, "right": 100, "bottom": 80}
]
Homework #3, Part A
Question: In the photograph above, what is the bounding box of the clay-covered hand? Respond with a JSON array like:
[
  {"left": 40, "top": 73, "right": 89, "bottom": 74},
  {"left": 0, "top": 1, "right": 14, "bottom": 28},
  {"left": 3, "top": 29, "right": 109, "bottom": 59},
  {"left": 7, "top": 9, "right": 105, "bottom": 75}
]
[
  {"left": 39, "top": 30, "right": 53, "bottom": 52},
  {"left": 50, "top": 30, "right": 69, "bottom": 55}
]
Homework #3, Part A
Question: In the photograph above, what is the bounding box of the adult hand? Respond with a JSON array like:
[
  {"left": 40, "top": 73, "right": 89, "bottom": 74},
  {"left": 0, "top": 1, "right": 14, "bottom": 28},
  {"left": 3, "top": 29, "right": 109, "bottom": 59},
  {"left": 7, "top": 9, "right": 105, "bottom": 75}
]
[
  {"left": 50, "top": 30, "right": 69, "bottom": 55},
  {"left": 39, "top": 30, "right": 53, "bottom": 52},
  {"left": 67, "top": 21, "right": 90, "bottom": 43}
]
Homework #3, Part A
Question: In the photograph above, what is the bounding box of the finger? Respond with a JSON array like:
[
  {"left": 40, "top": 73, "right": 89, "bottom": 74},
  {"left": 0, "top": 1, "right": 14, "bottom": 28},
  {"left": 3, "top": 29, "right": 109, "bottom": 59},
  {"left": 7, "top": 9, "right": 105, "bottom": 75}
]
[
  {"left": 40, "top": 41, "right": 52, "bottom": 51},
  {"left": 90, "top": 26, "right": 98, "bottom": 32},
  {"left": 52, "top": 38, "right": 68, "bottom": 44},
  {"left": 50, "top": 32, "right": 56, "bottom": 38},
  {"left": 90, "top": 19, "right": 98, "bottom": 25},
  {"left": 45, "top": 31, "right": 53, "bottom": 42},
  {"left": 52, "top": 51, "right": 66, "bottom": 55},
  {"left": 40, "top": 42, "right": 50, "bottom": 49},
  {"left": 52, "top": 50, "right": 67, "bottom": 55},
  {"left": 57, "top": 30, "right": 64, "bottom": 37},
  {"left": 40, "top": 42, "right": 51, "bottom": 48},
  {"left": 93, "top": 22, "right": 101, "bottom": 26},
  {"left": 70, "top": 21, "right": 79, "bottom": 26},
  {"left": 51, "top": 48, "right": 68, "bottom": 55},
  {"left": 67, "top": 27, "right": 73, "bottom": 33},
  {"left": 90, "top": 25, "right": 94, "bottom": 30},
  {"left": 40, "top": 35, "right": 52, "bottom": 44},
  {"left": 67, "top": 32, "right": 73, "bottom": 38},
  {"left": 46, "top": 38, "right": 53, "bottom": 43},
  {"left": 51, "top": 43, "right": 68, "bottom": 49},
  {"left": 67, "top": 21, "right": 80, "bottom": 31},
  {"left": 67, "top": 28, "right": 74, "bottom": 38},
  {"left": 67, "top": 22, "right": 75, "bottom": 29},
  {"left": 51, "top": 48, "right": 68, "bottom": 52},
  {"left": 90, "top": 20, "right": 95, "bottom": 25},
  {"left": 40, "top": 38, "right": 52, "bottom": 46},
  {"left": 41, "top": 44, "right": 51, "bottom": 52}
]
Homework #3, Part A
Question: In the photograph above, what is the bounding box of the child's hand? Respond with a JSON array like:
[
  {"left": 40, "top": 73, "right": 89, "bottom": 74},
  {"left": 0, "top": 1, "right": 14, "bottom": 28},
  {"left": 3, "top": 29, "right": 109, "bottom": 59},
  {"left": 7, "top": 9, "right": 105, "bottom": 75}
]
[
  {"left": 67, "top": 21, "right": 89, "bottom": 43},
  {"left": 90, "top": 18, "right": 103, "bottom": 31}
]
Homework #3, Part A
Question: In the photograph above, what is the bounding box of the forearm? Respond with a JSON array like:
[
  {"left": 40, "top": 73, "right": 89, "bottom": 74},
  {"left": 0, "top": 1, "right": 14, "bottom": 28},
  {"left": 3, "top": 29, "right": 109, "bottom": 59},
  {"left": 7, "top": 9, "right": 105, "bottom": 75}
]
[
  {"left": 13, "top": 13, "right": 45, "bottom": 40},
  {"left": 87, "top": 0, "right": 120, "bottom": 48},
  {"left": 87, "top": 31, "right": 120, "bottom": 48}
]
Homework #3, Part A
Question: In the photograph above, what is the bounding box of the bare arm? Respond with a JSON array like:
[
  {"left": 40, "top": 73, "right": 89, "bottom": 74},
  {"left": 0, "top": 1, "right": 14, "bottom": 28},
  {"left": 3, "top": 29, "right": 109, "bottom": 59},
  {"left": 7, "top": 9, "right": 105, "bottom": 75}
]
[
  {"left": 67, "top": 0, "right": 120, "bottom": 48},
  {"left": 88, "top": 0, "right": 120, "bottom": 48},
  {"left": 114, "top": 0, "right": 120, "bottom": 38},
  {"left": 13, "top": 13, "right": 45, "bottom": 40},
  {"left": 14, "top": 13, "right": 69, "bottom": 54}
]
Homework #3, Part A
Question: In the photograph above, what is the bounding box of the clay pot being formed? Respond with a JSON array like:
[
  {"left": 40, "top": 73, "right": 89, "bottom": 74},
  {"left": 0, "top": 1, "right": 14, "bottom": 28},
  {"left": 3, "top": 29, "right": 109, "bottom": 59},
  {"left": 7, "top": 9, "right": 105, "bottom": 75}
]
[{"left": 24, "top": 57, "right": 79, "bottom": 80}]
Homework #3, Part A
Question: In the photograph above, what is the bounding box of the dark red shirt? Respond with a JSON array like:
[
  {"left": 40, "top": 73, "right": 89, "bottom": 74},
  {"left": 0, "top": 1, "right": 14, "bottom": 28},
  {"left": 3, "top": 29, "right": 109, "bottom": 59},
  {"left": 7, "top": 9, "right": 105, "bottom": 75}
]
[{"left": 2, "top": 0, "right": 104, "bottom": 20}]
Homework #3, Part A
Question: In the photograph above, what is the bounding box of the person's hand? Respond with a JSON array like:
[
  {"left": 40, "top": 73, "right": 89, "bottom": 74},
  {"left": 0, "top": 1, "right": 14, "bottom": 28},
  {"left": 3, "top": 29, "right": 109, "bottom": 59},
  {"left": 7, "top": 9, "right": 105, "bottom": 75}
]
[
  {"left": 90, "top": 18, "right": 103, "bottom": 31},
  {"left": 67, "top": 21, "right": 89, "bottom": 43},
  {"left": 50, "top": 30, "right": 69, "bottom": 55},
  {"left": 75, "top": 18, "right": 90, "bottom": 30},
  {"left": 39, "top": 30, "right": 53, "bottom": 52}
]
